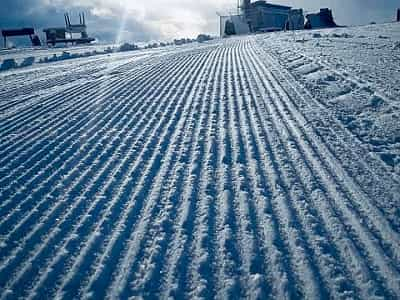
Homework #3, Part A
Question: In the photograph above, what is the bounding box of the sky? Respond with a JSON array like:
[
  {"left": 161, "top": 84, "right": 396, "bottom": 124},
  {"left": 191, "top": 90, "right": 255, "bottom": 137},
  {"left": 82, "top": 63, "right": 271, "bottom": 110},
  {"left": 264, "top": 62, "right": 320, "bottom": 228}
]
[{"left": 0, "top": 0, "right": 399, "bottom": 44}]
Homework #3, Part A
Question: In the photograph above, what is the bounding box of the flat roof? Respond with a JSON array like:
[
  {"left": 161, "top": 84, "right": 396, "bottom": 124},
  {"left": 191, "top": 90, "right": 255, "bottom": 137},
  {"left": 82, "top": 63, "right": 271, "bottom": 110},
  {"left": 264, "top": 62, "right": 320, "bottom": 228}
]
[{"left": 2, "top": 28, "right": 35, "bottom": 37}]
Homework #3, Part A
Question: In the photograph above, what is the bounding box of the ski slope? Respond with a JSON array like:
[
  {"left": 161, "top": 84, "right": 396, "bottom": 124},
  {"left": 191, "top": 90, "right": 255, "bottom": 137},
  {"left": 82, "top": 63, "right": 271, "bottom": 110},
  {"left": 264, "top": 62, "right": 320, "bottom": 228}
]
[{"left": 0, "top": 23, "right": 399, "bottom": 299}]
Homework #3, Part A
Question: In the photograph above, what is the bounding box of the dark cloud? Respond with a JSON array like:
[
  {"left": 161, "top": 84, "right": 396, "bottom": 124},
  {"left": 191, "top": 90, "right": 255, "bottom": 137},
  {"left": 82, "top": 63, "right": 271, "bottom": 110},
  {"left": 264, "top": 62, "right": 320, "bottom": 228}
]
[{"left": 0, "top": 0, "right": 161, "bottom": 45}]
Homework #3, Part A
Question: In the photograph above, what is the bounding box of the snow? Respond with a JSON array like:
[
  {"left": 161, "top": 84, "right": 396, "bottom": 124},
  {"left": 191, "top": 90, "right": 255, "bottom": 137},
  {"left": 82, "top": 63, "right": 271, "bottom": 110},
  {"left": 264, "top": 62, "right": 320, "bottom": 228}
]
[
  {"left": 262, "top": 23, "right": 400, "bottom": 177},
  {"left": 0, "top": 23, "right": 399, "bottom": 299},
  {"left": 0, "top": 44, "right": 162, "bottom": 72}
]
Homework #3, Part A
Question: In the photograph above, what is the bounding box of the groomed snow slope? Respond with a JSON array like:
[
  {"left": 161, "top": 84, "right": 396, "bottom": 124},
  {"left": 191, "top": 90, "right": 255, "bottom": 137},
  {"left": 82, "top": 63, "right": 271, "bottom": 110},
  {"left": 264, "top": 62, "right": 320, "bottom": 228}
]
[{"left": 0, "top": 23, "right": 399, "bottom": 299}]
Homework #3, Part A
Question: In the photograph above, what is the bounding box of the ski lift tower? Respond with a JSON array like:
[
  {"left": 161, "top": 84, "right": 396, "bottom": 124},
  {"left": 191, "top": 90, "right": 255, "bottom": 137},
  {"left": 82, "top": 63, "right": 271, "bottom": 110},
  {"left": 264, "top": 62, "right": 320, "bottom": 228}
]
[
  {"left": 65, "top": 12, "right": 89, "bottom": 39},
  {"left": 44, "top": 12, "right": 95, "bottom": 46}
]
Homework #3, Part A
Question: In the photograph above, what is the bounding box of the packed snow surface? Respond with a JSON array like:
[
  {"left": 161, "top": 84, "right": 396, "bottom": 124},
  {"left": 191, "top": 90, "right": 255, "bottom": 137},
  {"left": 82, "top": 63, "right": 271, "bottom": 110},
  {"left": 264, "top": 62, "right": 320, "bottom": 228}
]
[{"left": 0, "top": 23, "right": 399, "bottom": 299}]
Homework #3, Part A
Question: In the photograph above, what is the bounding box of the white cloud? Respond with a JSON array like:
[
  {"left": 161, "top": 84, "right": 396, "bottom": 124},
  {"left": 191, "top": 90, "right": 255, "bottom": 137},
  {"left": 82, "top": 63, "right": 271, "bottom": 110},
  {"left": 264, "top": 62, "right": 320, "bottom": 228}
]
[
  {"left": 1, "top": 0, "right": 399, "bottom": 44},
  {"left": 76, "top": 0, "right": 233, "bottom": 39}
]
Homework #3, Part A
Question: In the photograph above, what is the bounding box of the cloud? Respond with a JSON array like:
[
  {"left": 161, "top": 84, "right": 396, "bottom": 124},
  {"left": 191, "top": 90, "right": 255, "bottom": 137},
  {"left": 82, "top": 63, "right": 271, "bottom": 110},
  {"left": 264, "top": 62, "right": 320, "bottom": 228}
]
[
  {"left": 0, "top": 0, "right": 235, "bottom": 44},
  {"left": 1, "top": 0, "right": 399, "bottom": 45},
  {"left": 0, "top": 0, "right": 162, "bottom": 44}
]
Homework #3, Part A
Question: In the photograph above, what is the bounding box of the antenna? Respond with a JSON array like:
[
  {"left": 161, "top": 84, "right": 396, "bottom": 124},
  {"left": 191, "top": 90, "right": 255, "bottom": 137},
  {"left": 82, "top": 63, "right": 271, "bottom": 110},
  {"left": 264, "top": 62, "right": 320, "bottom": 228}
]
[
  {"left": 66, "top": 13, "right": 71, "bottom": 27},
  {"left": 79, "top": 13, "right": 82, "bottom": 25}
]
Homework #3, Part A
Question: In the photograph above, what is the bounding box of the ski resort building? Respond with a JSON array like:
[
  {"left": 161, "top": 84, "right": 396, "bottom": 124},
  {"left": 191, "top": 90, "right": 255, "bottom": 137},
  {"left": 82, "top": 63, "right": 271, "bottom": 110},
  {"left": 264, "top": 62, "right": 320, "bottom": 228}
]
[
  {"left": 219, "top": 1, "right": 304, "bottom": 37},
  {"left": 219, "top": 14, "right": 251, "bottom": 37},
  {"left": 242, "top": 1, "right": 304, "bottom": 32},
  {"left": 305, "top": 8, "right": 337, "bottom": 29}
]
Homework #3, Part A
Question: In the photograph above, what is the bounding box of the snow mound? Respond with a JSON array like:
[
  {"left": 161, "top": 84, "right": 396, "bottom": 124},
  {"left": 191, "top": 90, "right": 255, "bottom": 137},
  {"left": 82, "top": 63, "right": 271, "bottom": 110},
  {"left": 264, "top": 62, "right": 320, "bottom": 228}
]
[{"left": 0, "top": 58, "right": 17, "bottom": 71}]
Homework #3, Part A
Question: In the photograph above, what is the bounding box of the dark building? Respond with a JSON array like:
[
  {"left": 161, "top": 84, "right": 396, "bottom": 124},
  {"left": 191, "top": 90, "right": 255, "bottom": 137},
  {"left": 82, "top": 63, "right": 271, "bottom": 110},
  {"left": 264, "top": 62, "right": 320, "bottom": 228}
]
[
  {"left": 305, "top": 8, "right": 337, "bottom": 29},
  {"left": 220, "top": 1, "right": 305, "bottom": 37},
  {"left": 397, "top": 8, "right": 400, "bottom": 22},
  {"left": 241, "top": 1, "right": 304, "bottom": 32},
  {"left": 1, "top": 28, "right": 41, "bottom": 48}
]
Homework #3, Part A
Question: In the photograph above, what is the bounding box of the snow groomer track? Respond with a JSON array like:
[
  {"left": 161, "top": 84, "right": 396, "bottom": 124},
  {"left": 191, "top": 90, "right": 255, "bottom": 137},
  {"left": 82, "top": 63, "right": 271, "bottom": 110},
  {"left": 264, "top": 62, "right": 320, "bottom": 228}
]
[{"left": 1, "top": 27, "right": 400, "bottom": 300}]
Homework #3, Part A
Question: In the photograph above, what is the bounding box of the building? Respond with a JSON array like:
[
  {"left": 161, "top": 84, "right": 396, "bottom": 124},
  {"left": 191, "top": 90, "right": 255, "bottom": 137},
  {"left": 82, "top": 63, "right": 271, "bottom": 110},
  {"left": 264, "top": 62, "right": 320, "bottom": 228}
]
[
  {"left": 243, "top": 1, "right": 295, "bottom": 32},
  {"left": 305, "top": 8, "right": 337, "bottom": 29},
  {"left": 220, "top": 1, "right": 304, "bottom": 37},
  {"left": 43, "top": 13, "right": 94, "bottom": 46},
  {"left": 241, "top": 1, "right": 305, "bottom": 32},
  {"left": 219, "top": 14, "right": 251, "bottom": 37},
  {"left": 43, "top": 28, "right": 67, "bottom": 45},
  {"left": 286, "top": 9, "right": 305, "bottom": 30},
  {"left": 1, "top": 28, "right": 41, "bottom": 48}
]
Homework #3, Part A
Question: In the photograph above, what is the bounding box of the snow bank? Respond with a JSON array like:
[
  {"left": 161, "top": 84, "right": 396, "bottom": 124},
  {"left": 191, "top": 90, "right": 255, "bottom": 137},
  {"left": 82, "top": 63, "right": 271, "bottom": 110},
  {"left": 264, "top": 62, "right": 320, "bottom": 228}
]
[
  {"left": 0, "top": 58, "right": 18, "bottom": 71},
  {"left": 0, "top": 44, "right": 140, "bottom": 73}
]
